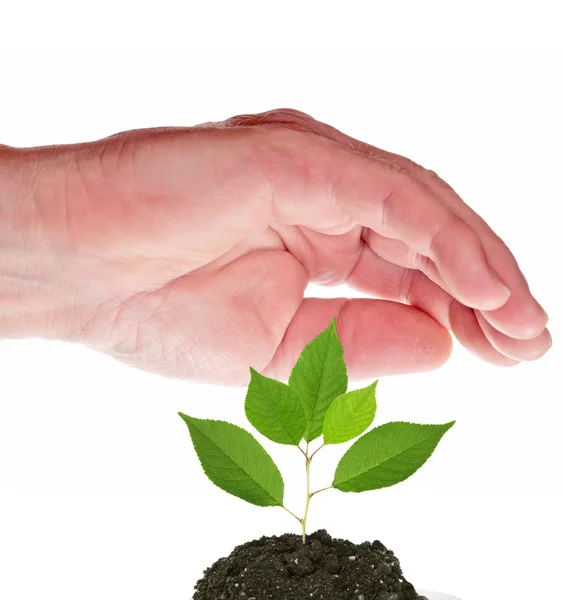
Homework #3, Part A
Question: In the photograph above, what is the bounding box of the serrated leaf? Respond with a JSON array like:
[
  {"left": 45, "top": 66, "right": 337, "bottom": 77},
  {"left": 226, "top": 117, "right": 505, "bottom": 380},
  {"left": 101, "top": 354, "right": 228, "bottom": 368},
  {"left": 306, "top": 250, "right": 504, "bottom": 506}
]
[
  {"left": 245, "top": 368, "right": 306, "bottom": 445},
  {"left": 333, "top": 421, "right": 455, "bottom": 492},
  {"left": 323, "top": 381, "right": 378, "bottom": 444},
  {"left": 178, "top": 413, "right": 284, "bottom": 507},
  {"left": 288, "top": 318, "right": 348, "bottom": 442}
]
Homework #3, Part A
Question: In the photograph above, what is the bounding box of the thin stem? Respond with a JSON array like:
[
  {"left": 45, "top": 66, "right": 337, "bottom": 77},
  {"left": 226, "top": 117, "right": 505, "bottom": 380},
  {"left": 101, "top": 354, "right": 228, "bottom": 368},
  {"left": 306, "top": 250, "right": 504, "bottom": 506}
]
[
  {"left": 297, "top": 445, "right": 308, "bottom": 459},
  {"left": 310, "top": 486, "right": 333, "bottom": 498},
  {"left": 282, "top": 505, "right": 303, "bottom": 524},
  {"left": 309, "top": 443, "right": 325, "bottom": 460},
  {"left": 302, "top": 455, "right": 311, "bottom": 544}
]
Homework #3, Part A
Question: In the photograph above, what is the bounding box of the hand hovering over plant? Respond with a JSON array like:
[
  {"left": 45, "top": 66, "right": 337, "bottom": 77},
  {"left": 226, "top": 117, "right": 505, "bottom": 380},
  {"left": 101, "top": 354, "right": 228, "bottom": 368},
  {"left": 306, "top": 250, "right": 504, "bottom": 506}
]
[{"left": 0, "top": 109, "right": 550, "bottom": 385}]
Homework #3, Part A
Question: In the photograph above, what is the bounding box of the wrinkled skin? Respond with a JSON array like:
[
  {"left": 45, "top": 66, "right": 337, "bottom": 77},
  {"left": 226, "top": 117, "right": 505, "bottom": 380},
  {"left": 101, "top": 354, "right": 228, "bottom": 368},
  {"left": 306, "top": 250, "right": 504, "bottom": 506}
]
[{"left": 2, "top": 109, "right": 550, "bottom": 385}]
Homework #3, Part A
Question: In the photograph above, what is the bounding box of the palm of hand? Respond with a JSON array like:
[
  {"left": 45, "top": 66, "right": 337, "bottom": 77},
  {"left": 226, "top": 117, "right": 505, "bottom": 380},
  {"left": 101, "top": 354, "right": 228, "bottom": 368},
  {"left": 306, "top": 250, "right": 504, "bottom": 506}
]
[{"left": 42, "top": 110, "right": 549, "bottom": 385}]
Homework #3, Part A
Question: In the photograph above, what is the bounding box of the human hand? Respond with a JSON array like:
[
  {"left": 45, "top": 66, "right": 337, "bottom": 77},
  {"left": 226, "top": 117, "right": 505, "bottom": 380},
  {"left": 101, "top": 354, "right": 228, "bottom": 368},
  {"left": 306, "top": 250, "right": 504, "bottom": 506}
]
[{"left": 0, "top": 109, "right": 550, "bottom": 385}]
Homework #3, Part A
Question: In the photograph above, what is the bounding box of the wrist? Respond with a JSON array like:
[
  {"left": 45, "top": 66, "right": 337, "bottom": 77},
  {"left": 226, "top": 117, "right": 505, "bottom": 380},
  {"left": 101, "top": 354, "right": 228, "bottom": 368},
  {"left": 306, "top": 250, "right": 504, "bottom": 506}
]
[{"left": 0, "top": 145, "right": 80, "bottom": 340}]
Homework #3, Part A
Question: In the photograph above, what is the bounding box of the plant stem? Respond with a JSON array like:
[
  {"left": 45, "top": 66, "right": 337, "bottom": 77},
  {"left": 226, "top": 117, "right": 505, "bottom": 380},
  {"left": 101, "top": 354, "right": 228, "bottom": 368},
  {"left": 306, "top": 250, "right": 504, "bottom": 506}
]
[
  {"left": 302, "top": 453, "right": 311, "bottom": 544},
  {"left": 310, "top": 486, "right": 333, "bottom": 498},
  {"left": 309, "top": 443, "right": 325, "bottom": 460},
  {"left": 289, "top": 442, "right": 330, "bottom": 543},
  {"left": 282, "top": 505, "right": 303, "bottom": 524}
]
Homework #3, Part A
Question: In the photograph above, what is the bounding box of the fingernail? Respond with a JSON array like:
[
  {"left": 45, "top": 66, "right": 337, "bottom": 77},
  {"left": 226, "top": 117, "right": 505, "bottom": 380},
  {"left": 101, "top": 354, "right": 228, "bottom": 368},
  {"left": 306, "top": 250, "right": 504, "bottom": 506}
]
[
  {"left": 541, "top": 306, "right": 550, "bottom": 325},
  {"left": 493, "top": 278, "right": 512, "bottom": 304},
  {"left": 497, "top": 281, "right": 511, "bottom": 297}
]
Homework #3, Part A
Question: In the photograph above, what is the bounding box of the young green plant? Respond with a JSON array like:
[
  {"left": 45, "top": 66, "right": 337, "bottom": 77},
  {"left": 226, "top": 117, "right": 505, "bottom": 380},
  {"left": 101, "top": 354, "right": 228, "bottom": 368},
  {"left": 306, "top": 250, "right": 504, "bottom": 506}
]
[{"left": 179, "top": 319, "right": 455, "bottom": 544}]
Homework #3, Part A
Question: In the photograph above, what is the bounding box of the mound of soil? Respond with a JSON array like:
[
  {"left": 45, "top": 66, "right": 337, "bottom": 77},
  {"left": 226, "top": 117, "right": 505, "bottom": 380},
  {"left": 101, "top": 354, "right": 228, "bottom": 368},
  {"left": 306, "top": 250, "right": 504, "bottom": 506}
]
[{"left": 193, "top": 529, "right": 427, "bottom": 600}]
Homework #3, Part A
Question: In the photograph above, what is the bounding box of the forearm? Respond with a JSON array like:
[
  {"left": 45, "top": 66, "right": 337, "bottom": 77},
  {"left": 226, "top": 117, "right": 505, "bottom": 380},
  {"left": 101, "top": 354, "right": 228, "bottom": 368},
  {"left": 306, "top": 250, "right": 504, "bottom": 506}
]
[{"left": 0, "top": 145, "right": 78, "bottom": 340}]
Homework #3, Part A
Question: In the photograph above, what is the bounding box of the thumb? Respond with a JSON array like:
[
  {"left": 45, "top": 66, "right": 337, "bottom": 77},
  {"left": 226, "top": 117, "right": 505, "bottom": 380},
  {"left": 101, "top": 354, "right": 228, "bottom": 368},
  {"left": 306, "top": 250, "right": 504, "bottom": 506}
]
[{"left": 263, "top": 297, "right": 452, "bottom": 382}]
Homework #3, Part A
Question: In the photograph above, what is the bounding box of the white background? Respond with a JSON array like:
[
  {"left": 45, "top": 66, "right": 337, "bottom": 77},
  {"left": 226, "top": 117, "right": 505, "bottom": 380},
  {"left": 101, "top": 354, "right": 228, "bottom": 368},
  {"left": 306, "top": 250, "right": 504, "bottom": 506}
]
[{"left": 1, "top": 51, "right": 562, "bottom": 600}]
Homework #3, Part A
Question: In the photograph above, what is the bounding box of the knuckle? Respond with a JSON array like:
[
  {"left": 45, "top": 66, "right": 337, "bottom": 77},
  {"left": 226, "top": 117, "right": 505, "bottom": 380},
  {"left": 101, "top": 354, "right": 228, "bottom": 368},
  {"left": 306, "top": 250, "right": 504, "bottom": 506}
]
[
  {"left": 223, "top": 108, "right": 317, "bottom": 134},
  {"left": 394, "top": 157, "right": 447, "bottom": 188},
  {"left": 374, "top": 155, "right": 414, "bottom": 180},
  {"left": 422, "top": 165, "right": 457, "bottom": 195},
  {"left": 222, "top": 113, "right": 264, "bottom": 128},
  {"left": 261, "top": 107, "right": 316, "bottom": 126},
  {"left": 429, "top": 212, "right": 471, "bottom": 254},
  {"left": 399, "top": 267, "right": 415, "bottom": 303}
]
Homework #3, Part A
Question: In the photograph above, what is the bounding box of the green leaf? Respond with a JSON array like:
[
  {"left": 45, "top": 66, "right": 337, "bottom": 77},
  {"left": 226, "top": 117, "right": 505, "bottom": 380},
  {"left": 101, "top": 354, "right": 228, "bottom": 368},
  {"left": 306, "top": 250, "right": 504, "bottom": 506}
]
[
  {"left": 178, "top": 413, "right": 284, "bottom": 507},
  {"left": 245, "top": 368, "right": 306, "bottom": 445},
  {"left": 333, "top": 421, "right": 455, "bottom": 492},
  {"left": 323, "top": 381, "right": 378, "bottom": 445},
  {"left": 288, "top": 318, "right": 348, "bottom": 442}
]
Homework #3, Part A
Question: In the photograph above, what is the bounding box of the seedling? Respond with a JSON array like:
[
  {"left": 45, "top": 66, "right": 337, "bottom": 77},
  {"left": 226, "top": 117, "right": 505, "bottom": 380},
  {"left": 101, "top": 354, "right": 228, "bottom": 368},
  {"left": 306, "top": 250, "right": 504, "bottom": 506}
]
[{"left": 179, "top": 319, "right": 454, "bottom": 544}]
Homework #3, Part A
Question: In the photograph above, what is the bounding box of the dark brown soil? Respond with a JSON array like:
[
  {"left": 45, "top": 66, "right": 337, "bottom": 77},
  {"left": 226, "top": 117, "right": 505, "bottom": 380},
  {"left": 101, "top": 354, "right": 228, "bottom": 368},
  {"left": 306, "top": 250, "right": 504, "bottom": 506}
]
[{"left": 192, "top": 529, "right": 427, "bottom": 600}]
